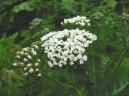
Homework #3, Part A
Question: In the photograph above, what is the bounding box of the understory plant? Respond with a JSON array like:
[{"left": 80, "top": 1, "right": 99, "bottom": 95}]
[{"left": 13, "top": 14, "right": 129, "bottom": 96}]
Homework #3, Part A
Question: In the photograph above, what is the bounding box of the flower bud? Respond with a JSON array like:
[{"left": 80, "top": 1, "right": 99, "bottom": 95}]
[
  {"left": 31, "top": 49, "right": 37, "bottom": 55},
  {"left": 38, "top": 73, "right": 42, "bottom": 77},
  {"left": 16, "top": 55, "right": 20, "bottom": 59},
  {"left": 35, "top": 63, "right": 39, "bottom": 66},
  {"left": 23, "top": 58, "right": 28, "bottom": 62},
  {"left": 27, "top": 55, "right": 32, "bottom": 59},
  {"left": 25, "top": 72, "right": 28, "bottom": 76},
  {"left": 24, "top": 67, "right": 27, "bottom": 71},
  {"left": 27, "top": 64, "right": 32, "bottom": 67},
  {"left": 29, "top": 68, "right": 34, "bottom": 73},
  {"left": 13, "top": 63, "right": 17, "bottom": 66},
  {"left": 35, "top": 68, "right": 39, "bottom": 71}
]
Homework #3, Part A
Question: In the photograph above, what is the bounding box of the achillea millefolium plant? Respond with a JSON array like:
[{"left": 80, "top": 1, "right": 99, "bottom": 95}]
[{"left": 12, "top": 14, "right": 129, "bottom": 96}]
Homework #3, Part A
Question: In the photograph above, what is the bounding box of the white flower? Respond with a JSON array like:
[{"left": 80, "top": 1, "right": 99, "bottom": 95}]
[
  {"left": 37, "top": 59, "right": 41, "bottom": 62},
  {"left": 80, "top": 60, "right": 84, "bottom": 64},
  {"left": 88, "top": 23, "right": 90, "bottom": 26},
  {"left": 13, "top": 63, "right": 17, "bottom": 66},
  {"left": 120, "top": 13, "right": 129, "bottom": 20},
  {"left": 84, "top": 43, "right": 89, "bottom": 47},
  {"left": 77, "top": 54, "right": 83, "bottom": 59},
  {"left": 23, "top": 58, "right": 28, "bottom": 62},
  {"left": 86, "top": 19, "right": 90, "bottom": 23},
  {"left": 80, "top": 22, "right": 85, "bottom": 26},
  {"left": 31, "top": 49, "right": 37, "bottom": 55},
  {"left": 25, "top": 72, "right": 28, "bottom": 76},
  {"left": 24, "top": 67, "right": 27, "bottom": 71},
  {"left": 61, "top": 15, "right": 91, "bottom": 27},
  {"left": 20, "top": 51, "right": 24, "bottom": 55},
  {"left": 35, "top": 68, "right": 39, "bottom": 71},
  {"left": 59, "top": 64, "right": 62, "bottom": 67},
  {"left": 61, "top": 22, "right": 63, "bottom": 25},
  {"left": 23, "top": 47, "right": 29, "bottom": 52},
  {"left": 24, "top": 53, "right": 28, "bottom": 56},
  {"left": 70, "top": 61, "right": 74, "bottom": 65},
  {"left": 16, "top": 55, "right": 20, "bottom": 59},
  {"left": 83, "top": 55, "right": 88, "bottom": 61},
  {"left": 27, "top": 64, "right": 32, "bottom": 67},
  {"left": 92, "top": 35, "right": 97, "bottom": 41},
  {"left": 33, "top": 45, "right": 38, "bottom": 49},
  {"left": 38, "top": 73, "right": 42, "bottom": 77},
  {"left": 35, "top": 63, "right": 39, "bottom": 66},
  {"left": 27, "top": 55, "right": 32, "bottom": 59},
  {"left": 48, "top": 61, "right": 54, "bottom": 68},
  {"left": 29, "top": 68, "right": 34, "bottom": 73},
  {"left": 20, "top": 62, "right": 24, "bottom": 66},
  {"left": 16, "top": 52, "right": 20, "bottom": 54},
  {"left": 73, "top": 57, "right": 78, "bottom": 61}
]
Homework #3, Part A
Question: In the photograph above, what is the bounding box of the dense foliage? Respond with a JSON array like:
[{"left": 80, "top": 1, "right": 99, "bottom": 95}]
[{"left": 0, "top": 0, "right": 129, "bottom": 96}]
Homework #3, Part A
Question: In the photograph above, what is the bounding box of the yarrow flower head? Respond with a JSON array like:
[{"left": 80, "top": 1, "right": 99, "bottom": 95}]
[
  {"left": 61, "top": 15, "right": 90, "bottom": 28},
  {"left": 41, "top": 28, "right": 97, "bottom": 67},
  {"left": 13, "top": 41, "right": 42, "bottom": 77}
]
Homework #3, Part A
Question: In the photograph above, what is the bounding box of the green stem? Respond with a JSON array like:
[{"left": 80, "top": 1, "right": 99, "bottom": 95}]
[
  {"left": 82, "top": 0, "right": 86, "bottom": 15},
  {"left": 54, "top": 0, "right": 57, "bottom": 15},
  {"left": 93, "top": 61, "right": 97, "bottom": 96},
  {"left": 124, "top": 21, "right": 128, "bottom": 48},
  {"left": 42, "top": 72, "right": 74, "bottom": 89},
  {"left": 103, "top": 49, "right": 127, "bottom": 89}
]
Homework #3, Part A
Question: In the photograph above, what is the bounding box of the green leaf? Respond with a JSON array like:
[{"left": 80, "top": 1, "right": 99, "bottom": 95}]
[
  {"left": 112, "top": 79, "right": 129, "bottom": 96},
  {"left": 12, "top": 0, "right": 40, "bottom": 13}
]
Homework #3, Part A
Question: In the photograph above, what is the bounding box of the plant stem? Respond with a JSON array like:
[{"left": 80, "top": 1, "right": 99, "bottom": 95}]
[
  {"left": 42, "top": 72, "right": 74, "bottom": 89},
  {"left": 82, "top": 0, "right": 86, "bottom": 15},
  {"left": 54, "top": 0, "right": 57, "bottom": 15},
  {"left": 93, "top": 61, "right": 97, "bottom": 96},
  {"left": 103, "top": 17, "right": 128, "bottom": 90},
  {"left": 103, "top": 49, "right": 127, "bottom": 89}
]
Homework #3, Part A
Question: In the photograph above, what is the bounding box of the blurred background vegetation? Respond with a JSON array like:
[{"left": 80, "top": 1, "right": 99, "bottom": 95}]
[{"left": 0, "top": 0, "right": 129, "bottom": 96}]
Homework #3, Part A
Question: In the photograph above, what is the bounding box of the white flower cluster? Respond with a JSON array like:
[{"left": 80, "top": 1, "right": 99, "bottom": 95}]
[
  {"left": 61, "top": 16, "right": 90, "bottom": 27},
  {"left": 41, "top": 28, "right": 97, "bottom": 67},
  {"left": 30, "top": 18, "right": 42, "bottom": 29},
  {"left": 120, "top": 13, "right": 129, "bottom": 21},
  {"left": 13, "top": 43, "right": 42, "bottom": 77}
]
